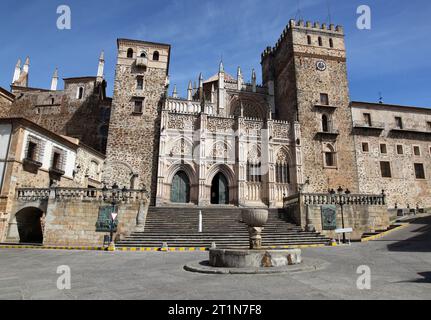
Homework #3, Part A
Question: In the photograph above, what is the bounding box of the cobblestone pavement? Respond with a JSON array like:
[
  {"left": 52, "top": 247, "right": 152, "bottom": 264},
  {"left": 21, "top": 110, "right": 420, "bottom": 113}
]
[{"left": 0, "top": 216, "right": 430, "bottom": 300}]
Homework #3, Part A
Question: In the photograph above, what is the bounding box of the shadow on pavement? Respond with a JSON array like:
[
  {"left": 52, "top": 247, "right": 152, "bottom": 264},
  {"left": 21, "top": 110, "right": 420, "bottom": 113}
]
[{"left": 387, "top": 216, "right": 431, "bottom": 253}]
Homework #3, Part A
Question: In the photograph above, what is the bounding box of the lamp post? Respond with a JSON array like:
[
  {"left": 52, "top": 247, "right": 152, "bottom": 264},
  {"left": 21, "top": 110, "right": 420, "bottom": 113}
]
[
  {"left": 108, "top": 183, "right": 119, "bottom": 251},
  {"left": 334, "top": 186, "right": 351, "bottom": 244}
]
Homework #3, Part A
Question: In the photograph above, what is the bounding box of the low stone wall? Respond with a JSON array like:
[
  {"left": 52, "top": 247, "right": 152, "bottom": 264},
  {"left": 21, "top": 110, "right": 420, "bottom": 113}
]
[
  {"left": 306, "top": 204, "right": 389, "bottom": 240},
  {"left": 43, "top": 200, "right": 140, "bottom": 247},
  {"left": 11, "top": 188, "right": 147, "bottom": 246},
  {"left": 284, "top": 192, "right": 390, "bottom": 240}
]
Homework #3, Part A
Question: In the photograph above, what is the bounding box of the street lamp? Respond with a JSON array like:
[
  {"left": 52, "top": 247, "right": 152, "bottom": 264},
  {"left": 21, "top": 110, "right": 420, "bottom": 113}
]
[{"left": 336, "top": 186, "right": 350, "bottom": 244}]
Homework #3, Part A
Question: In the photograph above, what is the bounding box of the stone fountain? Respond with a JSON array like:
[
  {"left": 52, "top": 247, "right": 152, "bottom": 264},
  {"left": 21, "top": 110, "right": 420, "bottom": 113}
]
[{"left": 208, "top": 209, "right": 302, "bottom": 269}]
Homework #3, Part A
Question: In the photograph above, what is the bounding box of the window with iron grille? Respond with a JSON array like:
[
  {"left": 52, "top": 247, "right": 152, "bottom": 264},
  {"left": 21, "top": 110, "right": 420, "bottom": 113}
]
[
  {"left": 51, "top": 147, "right": 66, "bottom": 171},
  {"left": 25, "top": 136, "right": 44, "bottom": 163}
]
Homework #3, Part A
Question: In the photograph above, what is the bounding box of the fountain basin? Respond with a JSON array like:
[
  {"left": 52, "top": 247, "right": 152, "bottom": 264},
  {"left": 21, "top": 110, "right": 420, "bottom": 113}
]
[{"left": 209, "top": 248, "right": 302, "bottom": 268}]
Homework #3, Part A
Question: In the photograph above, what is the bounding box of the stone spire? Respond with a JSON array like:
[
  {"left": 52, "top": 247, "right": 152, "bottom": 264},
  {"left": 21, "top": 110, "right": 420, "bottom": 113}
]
[
  {"left": 12, "top": 59, "right": 21, "bottom": 84},
  {"left": 50, "top": 68, "right": 59, "bottom": 91},
  {"left": 199, "top": 73, "right": 204, "bottom": 100},
  {"left": 22, "top": 57, "right": 30, "bottom": 87},
  {"left": 172, "top": 85, "right": 178, "bottom": 99},
  {"left": 187, "top": 81, "right": 193, "bottom": 101},
  {"left": 237, "top": 66, "right": 243, "bottom": 91},
  {"left": 219, "top": 60, "right": 224, "bottom": 73},
  {"left": 97, "top": 51, "right": 105, "bottom": 82},
  {"left": 252, "top": 69, "right": 257, "bottom": 93},
  {"left": 211, "top": 83, "right": 215, "bottom": 103}
]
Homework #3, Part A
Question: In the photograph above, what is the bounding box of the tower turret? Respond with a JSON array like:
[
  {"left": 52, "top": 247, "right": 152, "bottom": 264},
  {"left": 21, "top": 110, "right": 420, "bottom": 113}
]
[
  {"left": 97, "top": 51, "right": 105, "bottom": 82},
  {"left": 50, "top": 68, "right": 59, "bottom": 91},
  {"left": 12, "top": 59, "right": 21, "bottom": 84}
]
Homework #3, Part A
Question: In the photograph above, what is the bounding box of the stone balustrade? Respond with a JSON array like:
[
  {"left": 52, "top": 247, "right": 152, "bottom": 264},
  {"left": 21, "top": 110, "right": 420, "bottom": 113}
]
[
  {"left": 301, "top": 192, "right": 386, "bottom": 206},
  {"left": 16, "top": 188, "right": 147, "bottom": 203}
]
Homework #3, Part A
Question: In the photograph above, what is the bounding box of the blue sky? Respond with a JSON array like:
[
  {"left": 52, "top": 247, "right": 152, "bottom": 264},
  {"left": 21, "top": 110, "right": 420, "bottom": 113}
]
[{"left": 1, "top": 0, "right": 430, "bottom": 107}]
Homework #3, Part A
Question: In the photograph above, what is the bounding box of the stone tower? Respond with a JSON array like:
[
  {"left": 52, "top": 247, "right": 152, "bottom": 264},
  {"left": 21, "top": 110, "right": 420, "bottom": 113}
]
[
  {"left": 104, "top": 39, "right": 171, "bottom": 203},
  {"left": 262, "top": 20, "right": 359, "bottom": 193}
]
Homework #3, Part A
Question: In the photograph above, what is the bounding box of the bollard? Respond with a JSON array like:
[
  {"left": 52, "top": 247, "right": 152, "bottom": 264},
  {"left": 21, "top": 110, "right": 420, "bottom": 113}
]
[{"left": 199, "top": 210, "right": 203, "bottom": 233}]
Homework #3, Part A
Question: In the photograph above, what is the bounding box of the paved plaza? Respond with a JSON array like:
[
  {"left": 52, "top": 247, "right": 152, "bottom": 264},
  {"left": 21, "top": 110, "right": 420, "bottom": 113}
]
[{"left": 0, "top": 216, "right": 430, "bottom": 300}]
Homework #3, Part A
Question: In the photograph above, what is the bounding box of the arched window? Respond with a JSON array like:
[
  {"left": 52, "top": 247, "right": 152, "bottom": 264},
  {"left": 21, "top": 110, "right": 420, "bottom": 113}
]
[
  {"left": 318, "top": 37, "right": 323, "bottom": 46},
  {"left": 324, "top": 144, "right": 336, "bottom": 167},
  {"left": 322, "top": 114, "right": 329, "bottom": 132},
  {"left": 127, "top": 48, "right": 134, "bottom": 58},
  {"left": 329, "top": 38, "right": 334, "bottom": 48},
  {"left": 77, "top": 87, "right": 84, "bottom": 100},
  {"left": 247, "top": 161, "right": 262, "bottom": 183},
  {"left": 153, "top": 51, "right": 160, "bottom": 61},
  {"left": 276, "top": 150, "right": 290, "bottom": 184},
  {"left": 140, "top": 52, "right": 147, "bottom": 58}
]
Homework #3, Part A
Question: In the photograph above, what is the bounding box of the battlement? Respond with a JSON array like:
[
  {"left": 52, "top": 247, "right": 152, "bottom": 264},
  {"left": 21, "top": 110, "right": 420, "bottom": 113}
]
[{"left": 261, "top": 19, "right": 344, "bottom": 59}]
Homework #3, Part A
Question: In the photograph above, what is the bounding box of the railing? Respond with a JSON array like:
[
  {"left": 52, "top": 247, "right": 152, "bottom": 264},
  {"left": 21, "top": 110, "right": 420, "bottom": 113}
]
[
  {"left": 136, "top": 57, "right": 148, "bottom": 67},
  {"left": 16, "top": 188, "right": 147, "bottom": 203},
  {"left": 166, "top": 99, "right": 216, "bottom": 115},
  {"left": 353, "top": 121, "right": 385, "bottom": 129},
  {"left": 246, "top": 182, "right": 262, "bottom": 202},
  {"left": 16, "top": 188, "right": 50, "bottom": 201},
  {"left": 302, "top": 193, "right": 386, "bottom": 206}
]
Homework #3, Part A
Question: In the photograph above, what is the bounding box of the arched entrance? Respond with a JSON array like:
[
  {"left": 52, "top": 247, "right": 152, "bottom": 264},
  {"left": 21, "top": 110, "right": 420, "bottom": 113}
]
[
  {"left": 15, "top": 207, "right": 44, "bottom": 244},
  {"left": 171, "top": 171, "right": 191, "bottom": 204},
  {"left": 211, "top": 172, "right": 229, "bottom": 205}
]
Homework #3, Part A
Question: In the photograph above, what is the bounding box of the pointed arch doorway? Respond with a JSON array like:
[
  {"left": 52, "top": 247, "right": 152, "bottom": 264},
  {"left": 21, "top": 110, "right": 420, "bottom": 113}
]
[
  {"left": 211, "top": 172, "right": 229, "bottom": 205},
  {"left": 171, "top": 171, "right": 191, "bottom": 204}
]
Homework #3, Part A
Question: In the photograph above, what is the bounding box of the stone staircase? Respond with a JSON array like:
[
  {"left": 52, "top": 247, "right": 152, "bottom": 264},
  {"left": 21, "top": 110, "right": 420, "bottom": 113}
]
[{"left": 116, "top": 207, "right": 330, "bottom": 249}]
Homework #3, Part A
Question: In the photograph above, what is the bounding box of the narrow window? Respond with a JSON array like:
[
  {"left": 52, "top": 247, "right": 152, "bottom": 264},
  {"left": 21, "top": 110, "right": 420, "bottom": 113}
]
[
  {"left": 137, "top": 76, "right": 144, "bottom": 90},
  {"left": 322, "top": 114, "right": 329, "bottom": 132},
  {"left": 395, "top": 117, "right": 403, "bottom": 129},
  {"left": 134, "top": 99, "right": 143, "bottom": 114},
  {"left": 27, "top": 142, "right": 38, "bottom": 161},
  {"left": 414, "top": 163, "right": 425, "bottom": 179},
  {"left": 380, "top": 161, "right": 392, "bottom": 178},
  {"left": 397, "top": 145, "right": 404, "bottom": 155},
  {"left": 427, "top": 122, "right": 431, "bottom": 131},
  {"left": 127, "top": 48, "right": 134, "bottom": 58},
  {"left": 140, "top": 52, "right": 147, "bottom": 58},
  {"left": 153, "top": 51, "right": 160, "bottom": 61},
  {"left": 363, "top": 113, "right": 372, "bottom": 126},
  {"left": 329, "top": 38, "right": 334, "bottom": 48},
  {"left": 324, "top": 144, "right": 336, "bottom": 167},
  {"left": 320, "top": 93, "right": 329, "bottom": 105},
  {"left": 318, "top": 37, "right": 323, "bottom": 46},
  {"left": 51, "top": 98, "right": 55, "bottom": 105},
  {"left": 362, "top": 142, "right": 369, "bottom": 153},
  {"left": 413, "top": 146, "right": 421, "bottom": 156},
  {"left": 307, "top": 35, "right": 312, "bottom": 45},
  {"left": 380, "top": 144, "right": 387, "bottom": 154},
  {"left": 52, "top": 152, "right": 61, "bottom": 170},
  {"left": 77, "top": 87, "right": 84, "bottom": 100}
]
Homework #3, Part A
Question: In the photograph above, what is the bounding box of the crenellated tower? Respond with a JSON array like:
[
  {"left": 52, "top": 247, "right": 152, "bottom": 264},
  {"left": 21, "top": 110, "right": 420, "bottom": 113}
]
[{"left": 262, "top": 20, "right": 359, "bottom": 193}]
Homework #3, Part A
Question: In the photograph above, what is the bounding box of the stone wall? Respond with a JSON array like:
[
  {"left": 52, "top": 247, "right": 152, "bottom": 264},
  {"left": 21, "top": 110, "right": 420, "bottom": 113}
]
[
  {"left": 44, "top": 199, "right": 139, "bottom": 246},
  {"left": 104, "top": 40, "right": 170, "bottom": 204},
  {"left": 262, "top": 20, "right": 359, "bottom": 193},
  {"left": 284, "top": 192, "right": 390, "bottom": 240},
  {"left": 8, "top": 82, "right": 110, "bottom": 153},
  {"left": 352, "top": 103, "right": 431, "bottom": 208}
]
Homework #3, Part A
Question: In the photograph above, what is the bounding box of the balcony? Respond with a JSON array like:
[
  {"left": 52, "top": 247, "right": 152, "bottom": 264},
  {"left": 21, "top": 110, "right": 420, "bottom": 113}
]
[
  {"left": 353, "top": 121, "right": 385, "bottom": 130},
  {"left": 23, "top": 158, "right": 42, "bottom": 174},
  {"left": 316, "top": 129, "right": 339, "bottom": 139},
  {"left": 390, "top": 127, "right": 431, "bottom": 135},
  {"left": 49, "top": 167, "right": 65, "bottom": 177},
  {"left": 136, "top": 57, "right": 148, "bottom": 68},
  {"left": 314, "top": 103, "right": 337, "bottom": 110}
]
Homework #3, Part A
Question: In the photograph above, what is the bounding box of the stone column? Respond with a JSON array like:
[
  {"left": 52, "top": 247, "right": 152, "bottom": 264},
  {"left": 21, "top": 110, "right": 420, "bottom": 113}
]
[{"left": 198, "top": 113, "right": 208, "bottom": 206}]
